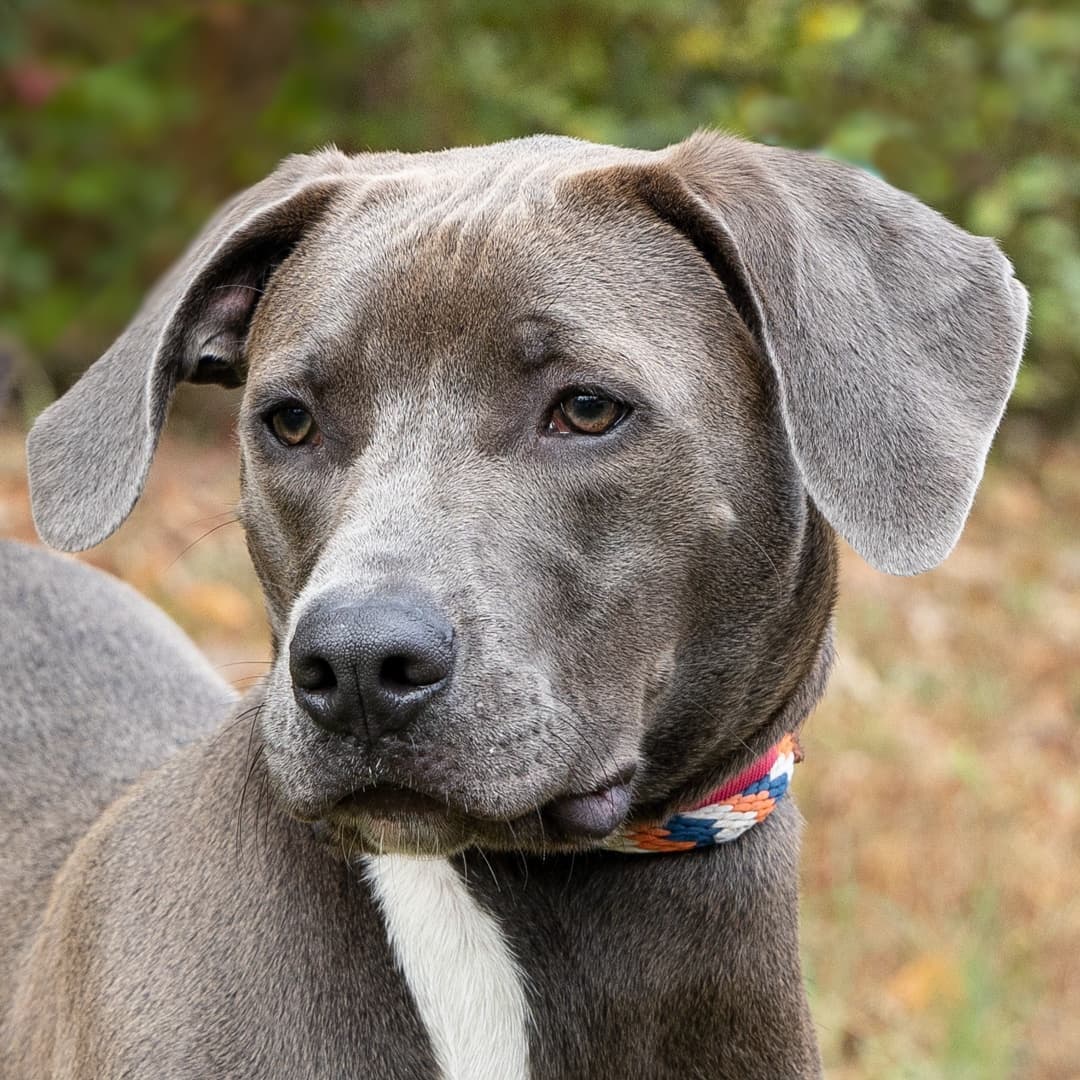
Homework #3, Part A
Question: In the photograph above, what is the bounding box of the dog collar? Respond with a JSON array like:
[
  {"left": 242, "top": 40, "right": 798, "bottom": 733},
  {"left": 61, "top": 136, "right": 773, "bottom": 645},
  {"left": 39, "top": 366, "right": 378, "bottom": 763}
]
[{"left": 604, "top": 734, "right": 799, "bottom": 854}]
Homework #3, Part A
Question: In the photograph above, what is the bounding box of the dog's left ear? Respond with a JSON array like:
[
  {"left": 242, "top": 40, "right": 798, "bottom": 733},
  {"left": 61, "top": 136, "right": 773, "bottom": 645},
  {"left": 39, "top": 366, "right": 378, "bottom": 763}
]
[{"left": 629, "top": 132, "right": 1029, "bottom": 575}]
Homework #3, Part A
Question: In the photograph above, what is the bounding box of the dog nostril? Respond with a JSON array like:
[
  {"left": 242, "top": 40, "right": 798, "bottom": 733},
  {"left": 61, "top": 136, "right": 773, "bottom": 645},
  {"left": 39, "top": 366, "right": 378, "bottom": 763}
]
[
  {"left": 378, "top": 653, "right": 444, "bottom": 692},
  {"left": 294, "top": 656, "right": 337, "bottom": 693}
]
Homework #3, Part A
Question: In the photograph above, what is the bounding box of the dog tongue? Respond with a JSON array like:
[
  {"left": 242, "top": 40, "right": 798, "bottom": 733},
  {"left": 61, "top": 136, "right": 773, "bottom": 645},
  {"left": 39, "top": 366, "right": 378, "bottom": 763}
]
[{"left": 543, "top": 782, "right": 633, "bottom": 839}]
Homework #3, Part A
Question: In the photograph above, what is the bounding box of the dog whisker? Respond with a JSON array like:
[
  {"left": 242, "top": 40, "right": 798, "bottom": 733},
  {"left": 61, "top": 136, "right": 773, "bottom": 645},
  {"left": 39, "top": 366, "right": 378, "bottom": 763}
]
[
  {"left": 232, "top": 705, "right": 266, "bottom": 872},
  {"left": 502, "top": 818, "right": 529, "bottom": 887},
  {"left": 475, "top": 845, "right": 502, "bottom": 894},
  {"left": 560, "top": 852, "right": 577, "bottom": 902},
  {"left": 212, "top": 283, "right": 265, "bottom": 295},
  {"left": 164, "top": 517, "right": 241, "bottom": 573}
]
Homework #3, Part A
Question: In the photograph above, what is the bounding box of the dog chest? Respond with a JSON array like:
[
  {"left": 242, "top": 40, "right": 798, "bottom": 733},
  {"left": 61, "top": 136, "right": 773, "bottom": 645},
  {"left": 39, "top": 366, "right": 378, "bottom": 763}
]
[{"left": 364, "top": 854, "right": 532, "bottom": 1080}]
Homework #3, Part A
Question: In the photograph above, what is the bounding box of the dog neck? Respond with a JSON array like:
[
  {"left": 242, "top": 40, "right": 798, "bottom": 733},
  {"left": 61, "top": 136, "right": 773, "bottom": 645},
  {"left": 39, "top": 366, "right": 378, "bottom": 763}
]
[{"left": 600, "top": 613, "right": 832, "bottom": 857}]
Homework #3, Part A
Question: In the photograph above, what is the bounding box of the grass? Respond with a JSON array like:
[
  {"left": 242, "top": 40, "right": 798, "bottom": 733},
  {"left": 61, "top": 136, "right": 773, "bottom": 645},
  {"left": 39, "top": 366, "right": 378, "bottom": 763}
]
[{"left": 1, "top": 421, "right": 1077, "bottom": 1078}]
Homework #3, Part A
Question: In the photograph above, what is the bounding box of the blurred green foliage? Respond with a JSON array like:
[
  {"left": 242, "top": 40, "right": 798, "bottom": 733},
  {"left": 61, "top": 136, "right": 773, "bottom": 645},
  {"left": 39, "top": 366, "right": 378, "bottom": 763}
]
[{"left": 2, "top": 0, "right": 1078, "bottom": 425}]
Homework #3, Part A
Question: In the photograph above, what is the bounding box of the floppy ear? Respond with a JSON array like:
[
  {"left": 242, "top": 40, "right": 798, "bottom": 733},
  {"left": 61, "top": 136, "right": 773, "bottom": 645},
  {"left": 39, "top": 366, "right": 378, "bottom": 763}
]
[
  {"left": 635, "top": 132, "right": 1029, "bottom": 575},
  {"left": 27, "top": 150, "right": 351, "bottom": 552}
]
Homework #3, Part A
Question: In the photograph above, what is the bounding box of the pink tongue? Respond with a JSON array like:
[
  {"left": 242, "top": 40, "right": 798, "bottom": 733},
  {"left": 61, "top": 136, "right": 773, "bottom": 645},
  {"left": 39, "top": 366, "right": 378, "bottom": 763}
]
[{"left": 543, "top": 783, "right": 633, "bottom": 839}]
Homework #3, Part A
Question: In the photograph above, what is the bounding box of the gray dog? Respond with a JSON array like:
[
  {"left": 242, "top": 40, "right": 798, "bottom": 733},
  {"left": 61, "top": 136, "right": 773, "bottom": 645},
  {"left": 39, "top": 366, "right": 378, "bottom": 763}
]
[{"left": 4, "top": 132, "right": 1027, "bottom": 1078}]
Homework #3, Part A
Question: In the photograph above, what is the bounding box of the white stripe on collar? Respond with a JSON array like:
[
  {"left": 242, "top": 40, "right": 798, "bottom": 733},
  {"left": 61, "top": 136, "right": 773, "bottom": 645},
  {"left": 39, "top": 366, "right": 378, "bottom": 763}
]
[{"left": 363, "top": 855, "right": 531, "bottom": 1080}]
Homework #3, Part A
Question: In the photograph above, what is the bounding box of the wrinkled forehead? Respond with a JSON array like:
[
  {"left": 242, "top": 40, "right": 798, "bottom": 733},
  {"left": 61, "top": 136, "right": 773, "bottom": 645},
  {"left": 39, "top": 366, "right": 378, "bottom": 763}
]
[{"left": 245, "top": 155, "right": 736, "bottom": 405}]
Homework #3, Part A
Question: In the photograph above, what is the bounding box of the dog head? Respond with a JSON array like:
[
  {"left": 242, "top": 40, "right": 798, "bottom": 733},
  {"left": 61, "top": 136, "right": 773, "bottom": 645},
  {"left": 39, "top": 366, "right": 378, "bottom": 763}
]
[{"left": 28, "top": 134, "right": 1027, "bottom": 855}]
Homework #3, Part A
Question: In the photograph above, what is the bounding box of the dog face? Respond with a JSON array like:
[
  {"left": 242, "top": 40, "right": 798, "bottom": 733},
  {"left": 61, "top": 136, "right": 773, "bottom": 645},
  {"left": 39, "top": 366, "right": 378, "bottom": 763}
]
[
  {"left": 238, "top": 174, "right": 828, "bottom": 853},
  {"left": 27, "top": 135, "right": 1028, "bottom": 856}
]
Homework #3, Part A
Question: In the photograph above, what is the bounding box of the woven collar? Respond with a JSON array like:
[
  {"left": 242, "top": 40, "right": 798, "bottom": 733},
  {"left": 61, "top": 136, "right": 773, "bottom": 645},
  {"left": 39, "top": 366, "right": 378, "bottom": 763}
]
[{"left": 604, "top": 734, "right": 799, "bottom": 854}]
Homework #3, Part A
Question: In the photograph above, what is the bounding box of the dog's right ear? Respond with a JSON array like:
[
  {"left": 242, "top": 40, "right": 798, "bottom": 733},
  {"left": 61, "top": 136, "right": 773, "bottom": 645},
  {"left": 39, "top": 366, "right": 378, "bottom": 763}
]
[{"left": 27, "top": 150, "right": 350, "bottom": 552}]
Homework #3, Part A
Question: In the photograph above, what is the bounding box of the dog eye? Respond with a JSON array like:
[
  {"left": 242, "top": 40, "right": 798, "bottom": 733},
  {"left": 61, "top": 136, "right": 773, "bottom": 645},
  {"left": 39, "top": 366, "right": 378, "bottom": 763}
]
[
  {"left": 547, "top": 392, "right": 627, "bottom": 436},
  {"left": 268, "top": 404, "right": 317, "bottom": 447}
]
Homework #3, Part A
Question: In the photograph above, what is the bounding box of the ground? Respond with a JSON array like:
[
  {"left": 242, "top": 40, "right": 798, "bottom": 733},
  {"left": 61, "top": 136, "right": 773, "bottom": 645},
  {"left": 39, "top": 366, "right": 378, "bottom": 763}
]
[{"left": 1, "top": 419, "right": 1076, "bottom": 1079}]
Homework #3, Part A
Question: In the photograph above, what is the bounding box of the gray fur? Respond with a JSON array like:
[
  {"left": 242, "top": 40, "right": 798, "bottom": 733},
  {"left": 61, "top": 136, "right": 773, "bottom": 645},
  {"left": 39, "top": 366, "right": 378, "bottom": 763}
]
[
  {"left": 6, "top": 131, "right": 1027, "bottom": 1077},
  {"left": 647, "top": 136, "right": 1029, "bottom": 574},
  {"left": 0, "top": 542, "right": 234, "bottom": 1012}
]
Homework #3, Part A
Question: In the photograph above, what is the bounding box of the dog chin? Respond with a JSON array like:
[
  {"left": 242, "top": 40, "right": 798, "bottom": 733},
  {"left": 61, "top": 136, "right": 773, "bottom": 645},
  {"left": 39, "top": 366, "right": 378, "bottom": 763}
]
[
  {"left": 273, "top": 756, "right": 640, "bottom": 857},
  {"left": 317, "top": 813, "right": 475, "bottom": 859},
  {"left": 306, "top": 786, "right": 630, "bottom": 858},
  {"left": 316, "top": 809, "right": 610, "bottom": 860}
]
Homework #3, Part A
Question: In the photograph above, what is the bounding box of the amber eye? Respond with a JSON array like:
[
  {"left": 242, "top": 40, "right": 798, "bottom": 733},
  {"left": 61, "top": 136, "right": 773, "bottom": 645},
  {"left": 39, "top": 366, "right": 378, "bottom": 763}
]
[
  {"left": 268, "top": 404, "right": 316, "bottom": 446},
  {"left": 547, "top": 392, "right": 627, "bottom": 436}
]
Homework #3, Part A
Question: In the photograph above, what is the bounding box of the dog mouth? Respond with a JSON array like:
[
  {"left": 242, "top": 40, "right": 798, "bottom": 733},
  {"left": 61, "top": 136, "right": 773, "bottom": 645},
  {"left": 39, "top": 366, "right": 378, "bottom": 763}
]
[
  {"left": 335, "top": 785, "right": 450, "bottom": 820},
  {"left": 319, "top": 769, "right": 638, "bottom": 856},
  {"left": 539, "top": 776, "right": 635, "bottom": 838}
]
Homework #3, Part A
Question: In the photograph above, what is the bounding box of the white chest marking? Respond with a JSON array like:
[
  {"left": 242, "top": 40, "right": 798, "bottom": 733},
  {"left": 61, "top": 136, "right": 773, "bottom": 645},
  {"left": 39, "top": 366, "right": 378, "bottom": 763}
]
[{"left": 363, "top": 855, "right": 531, "bottom": 1080}]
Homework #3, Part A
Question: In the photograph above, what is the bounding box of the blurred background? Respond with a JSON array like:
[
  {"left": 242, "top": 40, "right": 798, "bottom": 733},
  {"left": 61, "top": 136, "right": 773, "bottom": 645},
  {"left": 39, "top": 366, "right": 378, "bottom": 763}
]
[{"left": 1, "top": 2, "right": 1077, "bottom": 1076}]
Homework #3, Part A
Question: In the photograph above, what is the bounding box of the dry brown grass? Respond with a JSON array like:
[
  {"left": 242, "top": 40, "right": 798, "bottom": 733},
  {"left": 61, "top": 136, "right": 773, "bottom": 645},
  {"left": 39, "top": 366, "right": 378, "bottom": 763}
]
[{"left": 1, "top": 423, "right": 1076, "bottom": 1078}]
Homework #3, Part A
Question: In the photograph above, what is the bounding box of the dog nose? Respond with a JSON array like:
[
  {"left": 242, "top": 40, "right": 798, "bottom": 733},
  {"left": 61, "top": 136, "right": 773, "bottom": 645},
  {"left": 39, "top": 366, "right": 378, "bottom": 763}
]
[{"left": 289, "top": 591, "right": 455, "bottom": 740}]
